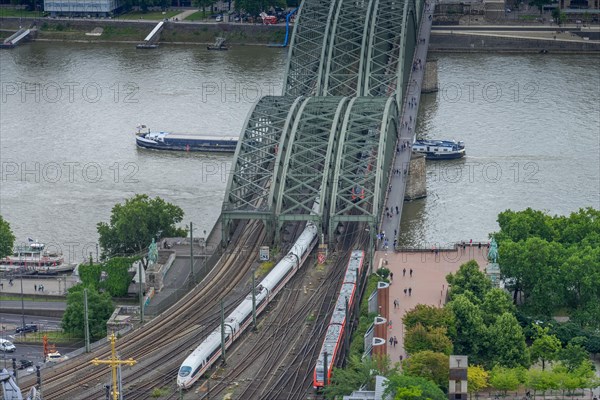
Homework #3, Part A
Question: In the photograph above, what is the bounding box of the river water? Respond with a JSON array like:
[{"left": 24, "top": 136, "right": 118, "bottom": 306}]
[{"left": 0, "top": 43, "right": 598, "bottom": 260}]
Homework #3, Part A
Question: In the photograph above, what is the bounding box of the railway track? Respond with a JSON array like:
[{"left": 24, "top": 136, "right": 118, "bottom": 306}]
[
  {"left": 19, "top": 219, "right": 265, "bottom": 399},
  {"left": 200, "top": 226, "right": 368, "bottom": 399}
]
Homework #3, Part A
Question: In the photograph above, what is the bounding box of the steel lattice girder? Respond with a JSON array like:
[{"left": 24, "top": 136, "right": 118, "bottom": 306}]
[
  {"left": 328, "top": 97, "right": 398, "bottom": 235},
  {"left": 275, "top": 97, "right": 349, "bottom": 224},
  {"left": 222, "top": 96, "right": 302, "bottom": 219},
  {"left": 283, "top": 0, "right": 340, "bottom": 97},
  {"left": 363, "top": 0, "right": 419, "bottom": 99},
  {"left": 322, "top": 0, "right": 375, "bottom": 97}
]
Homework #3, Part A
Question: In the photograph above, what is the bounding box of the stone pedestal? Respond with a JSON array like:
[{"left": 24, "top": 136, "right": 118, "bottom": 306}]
[{"left": 405, "top": 153, "right": 427, "bottom": 201}]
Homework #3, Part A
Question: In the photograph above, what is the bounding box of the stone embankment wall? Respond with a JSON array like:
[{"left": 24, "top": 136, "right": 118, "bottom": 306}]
[{"left": 430, "top": 32, "right": 600, "bottom": 52}]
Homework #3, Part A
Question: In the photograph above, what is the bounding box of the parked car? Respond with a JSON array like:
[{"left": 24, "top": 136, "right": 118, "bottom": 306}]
[
  {"left": 16, "top": 324, "right": 38, "bottom": 334},
  {"left": 46, "top": 351, "right": 68, "bottom": 363},
  {"left": 0, "top": 339, "right": 16, "bottom": 352},
  {"left": 18, "top": 359, "right": 33, "bottom": 369},
  {"left": 215, "top": 14, "right": 223, "bottom": 22}
]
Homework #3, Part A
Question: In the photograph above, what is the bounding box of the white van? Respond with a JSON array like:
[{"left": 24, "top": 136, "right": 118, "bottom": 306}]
[{"left": 0, "top": 338, "right": 16, "bottom": 352}]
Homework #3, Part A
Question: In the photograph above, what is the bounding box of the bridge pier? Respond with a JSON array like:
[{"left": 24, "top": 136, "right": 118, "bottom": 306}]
[
  {"left": 422, "top": 59, "right": 439, "bottom": 93},
  {"left": 404, "top": 153, "right": 427, "bottom": 201}
]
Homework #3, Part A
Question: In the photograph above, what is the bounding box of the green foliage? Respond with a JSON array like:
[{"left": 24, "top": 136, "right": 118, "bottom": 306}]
[
  {"left": 325, "top": 355, "right": 395, "bottom": 398},
  {"left": 486, "top": 312, "right": 530, "bottom": 368},
  {"left": 348, "top": 274, "right": 385, "bottom": 360},
  {"left": 480, "top": 288, "right": 515, "bottom": 325},
  {"left": 377, "top": 267, "right": 390, "bottom": 279},
  {"left": 150, "top": 387, "right": 168, "bottom": 397},
  {"left": 489, "top": 366, "right": 521, "bottom": 392},
  {"left": 62, "top": 285, "right": 114, "bottom": 340},
  {"left": 234, "top": 0, "right": 284, "bottom": 15},
  {"left": 384, "top": 374, "right": 446, "bottom": 400},
  {"left": 558, "top": 337, "right": 589, "bottom": 372},
  {"left": 192, "top": 0, "right": 214, "bottom": 13},
  {"left": 447, "top": 294, "right": 486, "bottom": 362},
  {"left": 97, "top": 194, "right": 187, "bottom": 257},
  {"left": 446, "top": 259, "right": 491, "bottom": 303},
  {"left": 79, "top": 257, "right": 138, "bottom": 297},
  {"left": 468, "top": 365, "right": 489, "bottom": 394},
  {"left": 403, "top": 304, "right": 456, "bottom": 337},
  {"left": 552, "top": 8, "right": 567, "bottom": 25},
  {"left": 404, "top": 324, "right": 453, "bottom": 356},
  {"left": 402, "top": 351, "right": 449, "bottom": 390},
  {"left": 526, "top": 368, "right": 559, "bottom": 392},
  {"left": 530, "top": 324, "right": 561, "bottom": 370},
  {"left": 0, "top": 215, "right": 15, "bottom": 259},
  {"left": 495, "top": 207, "right": 600, "bottom": 327}
]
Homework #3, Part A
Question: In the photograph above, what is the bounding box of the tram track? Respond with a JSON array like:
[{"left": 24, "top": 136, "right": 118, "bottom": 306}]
[{"left": 19, "top": 219, "right": 265, "bottom": 399}]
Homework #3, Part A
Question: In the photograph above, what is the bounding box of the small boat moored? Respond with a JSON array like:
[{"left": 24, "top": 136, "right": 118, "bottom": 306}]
[
  {"left": 412, "top": 139, "right": 465, "bottom": 160},
  {"left": 135, "top": 125, "right": 238, "bottom": 153}
]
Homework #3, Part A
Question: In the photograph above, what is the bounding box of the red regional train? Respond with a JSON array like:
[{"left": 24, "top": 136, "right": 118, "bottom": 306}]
[{"left": 313, "top": 250, "right": 366, "bottom": 388}]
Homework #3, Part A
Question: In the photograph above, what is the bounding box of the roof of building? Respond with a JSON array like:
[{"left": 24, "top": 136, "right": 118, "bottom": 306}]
[{"left": 342, "top": 376, "right": 391, "bottom": 400}]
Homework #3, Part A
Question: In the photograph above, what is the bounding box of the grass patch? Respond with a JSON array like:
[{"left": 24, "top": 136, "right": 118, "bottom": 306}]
[
  {"left": 256, "top": 261, "right": 275, "bottom": 277},
  {"left": 151, "top": 387, "right": 169, "bottom": 398},
  {"left": 13, "top": 331, "right": 83, "bottom": 344},
  {"left": 306, "top": 312, "right": 316, "bottom": 322},
  {"left": 184, "top": 10, "right": 209, "bottom": 21},
  {"left": 0, "top": 8, "right": 43, "bottom": 18},
  {"left": 121, "top": 10, "right": 181, "bottom": 20},
  {"left": 0, "top": 295, "right": 63, "bottom": 302}
]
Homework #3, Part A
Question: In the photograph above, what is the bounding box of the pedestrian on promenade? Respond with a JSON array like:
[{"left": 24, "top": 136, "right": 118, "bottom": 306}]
[
  {"left": 404, "top": 288, "right": 407, "bottom": 296},
  {"left": 403, "top": 268, "right": 406, "bottom": 277},
  {"left": 389, "top": 337, "right": 394, "bottom": 346},
  {"left": 394, "top": 337, "right": 398, "bottom": 347},
  {"left": 409, "top": 287, "right": 412, "bottom": 296},
  {"left": 393, "top": 299, "right": 398, "bottom": 308},
  {"left": 9, "top": 279, "right": 13, "bottom": 286},
  {"left": 34, "top": 284, "right": 37, "bottom": 291},
  {"left": 390, "top": 272, "right": 394, "bottom": 281},
  {"left": 409, "top": 268, "right": 413, "bottom": 277},
  {"left": 0, "top": 282, "right": 3, "bottom": 290},
  {"left": 394, "top": 229, "right": 397, "bottom": 236}
]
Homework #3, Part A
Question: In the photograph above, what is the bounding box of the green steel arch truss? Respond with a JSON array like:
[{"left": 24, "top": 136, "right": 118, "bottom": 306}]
[
  {"left": 222, "top": 0, "right": 426, "bottom": 245},
  {"left": 328, "top": 97, "right": 399, "bottom": 239}
]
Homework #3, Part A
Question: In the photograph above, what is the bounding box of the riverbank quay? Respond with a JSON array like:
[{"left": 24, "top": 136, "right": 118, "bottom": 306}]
[
  {"left": 0, "top": 17, "right": 286, "bottom": 45},
  {"left": 2, "top": 16, "right": 599, "bottom": 52},
  {"left": 374, "top": 242, "right": 489, "bottom": 363}
]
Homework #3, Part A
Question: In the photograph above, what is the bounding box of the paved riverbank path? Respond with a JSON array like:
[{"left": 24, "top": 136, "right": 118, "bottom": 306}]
[{"left": 375, "top": 244, "right": 489, "bottom": 362}]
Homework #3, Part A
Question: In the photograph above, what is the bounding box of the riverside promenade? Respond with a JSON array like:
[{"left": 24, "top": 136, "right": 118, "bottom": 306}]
[{"left": 374, "top": 243, "right": 489, "bottom": 363}]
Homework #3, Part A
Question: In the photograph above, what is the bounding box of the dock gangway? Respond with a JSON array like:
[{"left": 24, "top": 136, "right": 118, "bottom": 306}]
[
  {"left": 0, "top": 28, "right": 32, "bottom": 49},
  {"left": 137, "top": 20, "right": 165, "bottom": 49}
]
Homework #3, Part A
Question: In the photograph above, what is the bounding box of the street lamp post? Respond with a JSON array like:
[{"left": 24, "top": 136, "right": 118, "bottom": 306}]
[{"left": 20, "top": 272, "right": 25, "bottom": 329}]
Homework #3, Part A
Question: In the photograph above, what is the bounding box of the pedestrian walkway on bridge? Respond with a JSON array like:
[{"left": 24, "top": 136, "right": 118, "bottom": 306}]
[{"left": 378, "top": 0, "right": 435, "bottom": 250}]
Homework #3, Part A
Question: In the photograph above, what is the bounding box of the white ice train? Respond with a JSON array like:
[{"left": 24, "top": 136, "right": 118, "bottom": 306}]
[{"left": 177, "top": 198, "right": 321, "bottom": 389}]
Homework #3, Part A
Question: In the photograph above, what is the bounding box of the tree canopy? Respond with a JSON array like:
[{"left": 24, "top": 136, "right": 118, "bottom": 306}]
[
  {"left": 383, "top": 374, "right": 446, "bottom": 400},
  {"left": 446, "top": 259, "right": 491, "bottom": 303},
  {"left": 97, "top": 194, "right": 187, "bottom": 257},
  {"left": 402, "top": 350, "right": 449, "bottom": 389},
  {"left": 79, "top": 256, "right": 138, "bottom": 297},
  {"left": 0, "top": 215, "right": 15, "bottom": 259},
  {"left": 496, "top": 208, "right": 600, "bottom": 327},
  {"left": 62, "top": 285, "right": 114, "bottom": 340}
]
